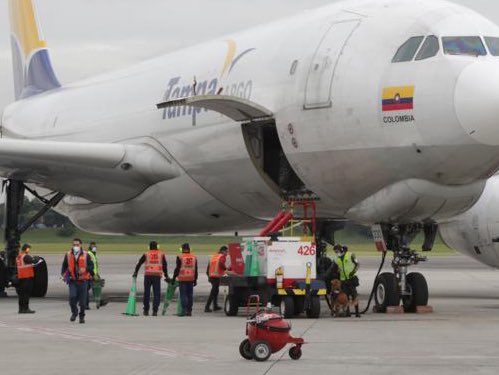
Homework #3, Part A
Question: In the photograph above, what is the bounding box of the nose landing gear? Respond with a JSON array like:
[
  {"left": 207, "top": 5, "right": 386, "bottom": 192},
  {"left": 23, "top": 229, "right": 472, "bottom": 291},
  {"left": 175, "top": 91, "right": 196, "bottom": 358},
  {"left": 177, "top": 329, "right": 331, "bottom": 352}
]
[{"left": 373, "top": 223, "right": 436, "bottom": 313}]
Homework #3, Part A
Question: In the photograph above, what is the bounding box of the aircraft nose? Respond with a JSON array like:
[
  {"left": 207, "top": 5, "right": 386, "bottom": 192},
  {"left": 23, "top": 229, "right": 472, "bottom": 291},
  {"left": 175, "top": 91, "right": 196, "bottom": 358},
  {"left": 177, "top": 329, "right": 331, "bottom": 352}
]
[{"left": 455, "top": 61, "right": 499, "bottom": 145}]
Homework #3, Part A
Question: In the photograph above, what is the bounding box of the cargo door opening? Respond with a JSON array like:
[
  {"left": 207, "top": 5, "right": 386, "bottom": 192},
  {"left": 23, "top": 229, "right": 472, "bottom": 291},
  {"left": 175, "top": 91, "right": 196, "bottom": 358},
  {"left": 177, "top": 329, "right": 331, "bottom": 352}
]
[{"left": 242, "top": 120, "right": 314, "bottom": 198}]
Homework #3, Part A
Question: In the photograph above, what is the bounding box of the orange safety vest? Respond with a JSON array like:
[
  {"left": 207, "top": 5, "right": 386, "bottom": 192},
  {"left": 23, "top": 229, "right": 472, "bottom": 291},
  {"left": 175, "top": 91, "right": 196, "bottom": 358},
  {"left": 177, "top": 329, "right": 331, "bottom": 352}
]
[
  {"left": 178, "top": 253, "right": 196, "bottom": 282},
  {"left": 208, "top": 254, "right": 224, "bottom": 278},
  {"left": 16, "top": 253, "right": 34, "bottom": 279},
  {"left": 67, "top": 251, "right": 91, "bottom": 281},
  {"left": 144, "top": 250, "right": 163, "bottom": 277}
]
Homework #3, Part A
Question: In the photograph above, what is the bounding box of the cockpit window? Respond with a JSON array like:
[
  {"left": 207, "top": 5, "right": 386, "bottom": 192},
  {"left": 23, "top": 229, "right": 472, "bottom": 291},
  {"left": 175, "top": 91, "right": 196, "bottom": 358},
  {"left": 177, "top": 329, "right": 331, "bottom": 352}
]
[
  {"left": 392, "top": 36, "right": 424, "bottom": 62},
  {"left": 415, "top": 35, "right": 439, "bottom": 60},
  {"left": 442, "top": 37, "right": 487, "bottom": 56},
  {"left": 485, "top": 37, "right": 499, "bottom": 56}
]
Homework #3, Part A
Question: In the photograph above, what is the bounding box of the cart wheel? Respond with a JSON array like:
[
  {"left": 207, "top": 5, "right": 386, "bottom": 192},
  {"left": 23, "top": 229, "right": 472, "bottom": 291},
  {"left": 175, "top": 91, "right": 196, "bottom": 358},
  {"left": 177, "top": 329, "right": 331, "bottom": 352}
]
[
  {"left": 289, "top": 346, "right": 302, "bottom": 360},
  {"left": 280, "top": 296, "right": 294, "bottom": 319},
  {"left": 250, "top": 340, "right": 271, "bottom": 362},
  {"left": 239, "top": 339, "right": 253, "bottom": 360},
  {"left": 306, "top": 296, "right": 320, "bottom": 319},
  {"left": 224, "top": 294, "right": 239, "bottom": 316}
]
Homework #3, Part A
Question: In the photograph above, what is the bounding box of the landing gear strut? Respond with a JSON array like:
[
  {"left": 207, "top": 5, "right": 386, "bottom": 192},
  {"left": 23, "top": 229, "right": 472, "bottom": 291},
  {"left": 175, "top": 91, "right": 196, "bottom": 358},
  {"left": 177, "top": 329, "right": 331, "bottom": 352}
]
[
  {"left": 373, "top": 223, "right": 437, "bottom": 312},
  {"left": 0, "top": 179, "right": 64, "bottom": 297}
]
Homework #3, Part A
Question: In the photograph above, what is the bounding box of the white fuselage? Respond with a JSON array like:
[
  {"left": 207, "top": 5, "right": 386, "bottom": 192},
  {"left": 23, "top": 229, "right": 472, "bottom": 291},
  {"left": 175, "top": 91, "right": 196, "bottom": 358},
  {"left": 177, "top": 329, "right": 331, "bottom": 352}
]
[{"left": 2, "top": 0, "right": 499, "bottom": 235}]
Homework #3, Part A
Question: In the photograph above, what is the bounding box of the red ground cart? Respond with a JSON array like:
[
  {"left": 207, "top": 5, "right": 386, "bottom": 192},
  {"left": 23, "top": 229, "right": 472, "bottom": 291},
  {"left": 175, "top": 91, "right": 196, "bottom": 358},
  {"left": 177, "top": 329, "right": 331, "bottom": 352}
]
[{"left": 239, "top": 295, "right": 305, "bottom": 361}]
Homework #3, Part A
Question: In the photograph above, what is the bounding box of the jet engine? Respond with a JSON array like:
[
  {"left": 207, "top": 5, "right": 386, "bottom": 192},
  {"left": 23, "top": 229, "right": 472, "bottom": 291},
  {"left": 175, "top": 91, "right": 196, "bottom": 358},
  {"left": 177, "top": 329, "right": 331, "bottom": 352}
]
[{"left": 439, "top": 175, "right": 499, "bottom": 269}]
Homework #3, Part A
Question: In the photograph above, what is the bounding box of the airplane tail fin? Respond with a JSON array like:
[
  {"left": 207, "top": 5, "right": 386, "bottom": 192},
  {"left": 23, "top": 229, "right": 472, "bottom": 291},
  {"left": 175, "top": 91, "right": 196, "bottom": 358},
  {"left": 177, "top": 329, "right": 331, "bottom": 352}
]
[{"left": 8, "top": 0, "right": 60, "bottom": 99}]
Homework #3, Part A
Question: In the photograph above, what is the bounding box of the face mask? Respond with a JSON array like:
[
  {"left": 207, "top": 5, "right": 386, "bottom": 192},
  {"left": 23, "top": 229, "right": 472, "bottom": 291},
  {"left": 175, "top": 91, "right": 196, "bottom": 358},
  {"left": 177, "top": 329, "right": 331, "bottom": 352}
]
[
  {"left": 91, "top": 247, "right": 97, "bottom": 252},
  {"left": 72, "top": 246, "right": 80, "bottom": 254}
]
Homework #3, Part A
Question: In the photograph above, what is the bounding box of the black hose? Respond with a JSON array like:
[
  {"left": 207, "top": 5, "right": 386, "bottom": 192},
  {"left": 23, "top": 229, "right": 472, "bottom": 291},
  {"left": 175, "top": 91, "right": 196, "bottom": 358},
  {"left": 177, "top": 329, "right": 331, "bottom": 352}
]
[{"left": 360, "top": 251, "right": 387, "bottom": 315}]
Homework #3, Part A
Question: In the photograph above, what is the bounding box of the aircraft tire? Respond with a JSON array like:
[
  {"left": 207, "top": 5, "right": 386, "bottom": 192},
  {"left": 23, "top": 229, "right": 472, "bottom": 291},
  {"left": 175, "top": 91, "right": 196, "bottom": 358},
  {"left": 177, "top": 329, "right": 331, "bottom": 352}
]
[
  {"left": 375, "top": 272, "right": 400, "bottom": 312},
  {"left": 32, "top": 258, "right": 48, "bottom": 297},
  {"left": 402, "top": 272, "right": 428, "bottom": 312}
]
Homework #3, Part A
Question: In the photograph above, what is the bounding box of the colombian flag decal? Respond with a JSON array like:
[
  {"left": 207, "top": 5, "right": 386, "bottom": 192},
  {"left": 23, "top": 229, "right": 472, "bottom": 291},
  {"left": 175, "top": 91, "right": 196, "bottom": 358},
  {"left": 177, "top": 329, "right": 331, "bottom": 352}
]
[{"left": 382, "top": 86, "right": 414, "bottom": 112}]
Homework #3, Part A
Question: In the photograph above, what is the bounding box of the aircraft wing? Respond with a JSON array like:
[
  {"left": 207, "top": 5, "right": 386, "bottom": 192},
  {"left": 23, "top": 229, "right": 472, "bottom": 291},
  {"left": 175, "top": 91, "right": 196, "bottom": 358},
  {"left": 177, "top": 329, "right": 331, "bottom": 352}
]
[{"left": 0, "top": 138, "right": 180, "bottom": 203}]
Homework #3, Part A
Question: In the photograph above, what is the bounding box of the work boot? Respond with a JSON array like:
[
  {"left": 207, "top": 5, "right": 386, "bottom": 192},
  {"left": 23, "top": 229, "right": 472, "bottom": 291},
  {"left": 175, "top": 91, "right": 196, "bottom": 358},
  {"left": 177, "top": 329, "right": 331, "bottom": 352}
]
[
  {"left": 79, "top": 316, "right": 85, "bottom": 324},
  {"left": 70, "top": 313, "right": 77, "bottom": 322},
  {"left": 185, "top": 311, "right": 192, "bottom": 316},
  {"left": 213, "top": 306, "right": 222, "bottom": 312},
  {"left": 143, "top": 310, "right": 149, "bottom": 316},
  {"left": 100, "top": 300, "right": 108, "bottom": 307},
  {"left": 25, "top": 308, "right": 35, "bottom": 314},
  {"left": 204, "top": 307, "right": 213, "bottom": 313},
  {"left": 152, "top": 311, "right": 158, "bottom": 317},
  {"left": 355, "top": 305, "right": 360, "bottom": 318}
]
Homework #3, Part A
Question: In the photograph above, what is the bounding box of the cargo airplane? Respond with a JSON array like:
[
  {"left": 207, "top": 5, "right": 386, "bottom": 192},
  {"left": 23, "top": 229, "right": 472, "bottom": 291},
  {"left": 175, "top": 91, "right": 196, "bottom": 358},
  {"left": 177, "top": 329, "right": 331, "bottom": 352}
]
[{"left": 1, "top": 0, "right": 499, "bottom": 312}]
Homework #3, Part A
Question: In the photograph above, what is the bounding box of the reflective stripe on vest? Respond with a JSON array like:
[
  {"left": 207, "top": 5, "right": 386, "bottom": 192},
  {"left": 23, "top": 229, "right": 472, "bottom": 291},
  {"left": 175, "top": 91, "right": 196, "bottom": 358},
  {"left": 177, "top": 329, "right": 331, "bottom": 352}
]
[
  {"left": 178, "top": 253, "right": 196, "bottom": 282},
  {"left": 335, "top": 253, "right": 355, "bottom": 281},
  {"left": 145, "top": 250, "right": 163, "bottom": 277},
  {"left": 208, "top": 254, "right": 223, "bottom": 278},
  {"left": 16, "top": 254, "right": 34, "bottom": 279},
  {"left": 68, "top": 251, "right": 91, "bottom": 281}
]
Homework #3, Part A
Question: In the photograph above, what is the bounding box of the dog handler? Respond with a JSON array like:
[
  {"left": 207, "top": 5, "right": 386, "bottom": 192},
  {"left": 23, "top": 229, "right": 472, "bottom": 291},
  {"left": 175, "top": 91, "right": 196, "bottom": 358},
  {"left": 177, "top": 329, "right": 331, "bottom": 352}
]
[{"left": 332, "top": 244, "right": 360, "bottom": 317}]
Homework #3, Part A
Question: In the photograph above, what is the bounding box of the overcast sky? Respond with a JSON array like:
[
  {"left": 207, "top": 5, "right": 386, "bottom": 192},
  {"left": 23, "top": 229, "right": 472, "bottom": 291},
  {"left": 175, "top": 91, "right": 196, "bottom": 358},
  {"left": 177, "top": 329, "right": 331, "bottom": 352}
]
[{"left": 0, "top": 0, "right": 496, "bottom": 110}]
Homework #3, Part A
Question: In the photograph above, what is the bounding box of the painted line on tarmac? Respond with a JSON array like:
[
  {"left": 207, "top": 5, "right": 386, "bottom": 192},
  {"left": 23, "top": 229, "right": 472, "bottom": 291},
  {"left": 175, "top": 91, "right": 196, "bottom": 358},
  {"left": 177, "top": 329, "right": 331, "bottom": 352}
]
[
  {"left": 322, "top": 355, "right": 499, "bottom": 361},
  {"left": 0, "top": 320, "right": 212, "bottom": 362}
]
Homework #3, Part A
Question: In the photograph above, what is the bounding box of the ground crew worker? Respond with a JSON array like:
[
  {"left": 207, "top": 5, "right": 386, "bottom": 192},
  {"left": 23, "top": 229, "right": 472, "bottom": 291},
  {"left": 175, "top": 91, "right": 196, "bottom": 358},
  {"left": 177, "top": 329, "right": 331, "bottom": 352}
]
[
  {"left": 61, "top": 238, "right": 94, "bottom": 324},
  {"left": 205, "top": 245, "right": 229, "bottom": 312},
  {"left": 332, "top": 244, "right": 360, "bottom": 317},
  {"left": 133, "top": 241, "right": 170, "bottom": 316},
  {"left": 173, "top": 243, "right": 198, "bottom": 316},
  {"left": 87, "top": 241, "right": 106, "bottom": 309},
  {"left": 16, "top": 243, "right": 36, "bottom": 314}
]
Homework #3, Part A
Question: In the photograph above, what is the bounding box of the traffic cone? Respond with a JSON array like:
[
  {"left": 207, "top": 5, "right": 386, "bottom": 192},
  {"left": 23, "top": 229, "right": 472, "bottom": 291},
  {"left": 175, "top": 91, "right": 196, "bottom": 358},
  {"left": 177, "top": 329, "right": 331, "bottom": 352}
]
[
  {"left": 162, "top": 280, "right": 178, "bottom": 316},
  {"left": 123, "top": 276, "right": 139, "bottom": 316}
]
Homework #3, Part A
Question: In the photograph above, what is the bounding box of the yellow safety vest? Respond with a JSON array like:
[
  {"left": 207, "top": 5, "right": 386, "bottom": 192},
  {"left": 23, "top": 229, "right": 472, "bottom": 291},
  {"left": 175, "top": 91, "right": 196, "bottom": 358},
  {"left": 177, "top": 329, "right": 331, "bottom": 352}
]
[{"left": 335, "top": 252, "right": 356, "bottom": 281}]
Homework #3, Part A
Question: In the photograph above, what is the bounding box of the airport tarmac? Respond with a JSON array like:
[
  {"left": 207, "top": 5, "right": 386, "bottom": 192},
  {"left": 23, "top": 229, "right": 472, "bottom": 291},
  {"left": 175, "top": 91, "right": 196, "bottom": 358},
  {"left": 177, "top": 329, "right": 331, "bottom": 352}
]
[{"left": 1, "top": 253, "right": 499, "bottom": 374}]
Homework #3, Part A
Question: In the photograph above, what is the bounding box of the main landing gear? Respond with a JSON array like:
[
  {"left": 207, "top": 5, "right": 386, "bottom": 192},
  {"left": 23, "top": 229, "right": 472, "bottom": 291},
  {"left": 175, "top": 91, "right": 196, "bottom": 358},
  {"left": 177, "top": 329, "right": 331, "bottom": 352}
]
[
  {"left": 373, "top": 223, "right": 437, "bottom": 313},
  {"left": 0, "top": 179, "right": 64, "bottom": 297}
]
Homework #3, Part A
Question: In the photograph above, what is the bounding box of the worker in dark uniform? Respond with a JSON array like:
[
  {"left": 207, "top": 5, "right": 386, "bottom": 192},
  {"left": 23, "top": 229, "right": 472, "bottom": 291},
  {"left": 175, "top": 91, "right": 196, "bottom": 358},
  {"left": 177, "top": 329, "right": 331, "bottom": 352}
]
[
  {"left": 330, "top": 244, "right": 360, "bottom": 317},
  {"left": 16, "top": 243, "right": 36, "bottom": 314},
  {"left": 85, "top": 241, "right": 96, "bottom": 310},
  {"left": 61, "top": 238, "right": 94, "bottom": 324},
  {"left": 87, "top": 241, "right": 107, "bottom": 309},
  {"left": 205, "top": 245, "right": 229, "bottom": 312},
  {"left": 133, "top": 241, "right": 170, "bottom": 316},
  {"left": 173, "top": 243, "right": 198, "bottom": 316}
]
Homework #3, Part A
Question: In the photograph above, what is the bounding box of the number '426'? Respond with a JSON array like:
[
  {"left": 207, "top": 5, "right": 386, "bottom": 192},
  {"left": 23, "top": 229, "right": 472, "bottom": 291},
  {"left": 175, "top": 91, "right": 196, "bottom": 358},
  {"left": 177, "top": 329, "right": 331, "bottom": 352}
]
[{"left": 297, "top": 245, "right": 316, "bottom": 256}]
